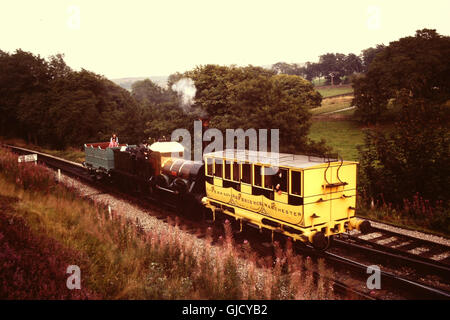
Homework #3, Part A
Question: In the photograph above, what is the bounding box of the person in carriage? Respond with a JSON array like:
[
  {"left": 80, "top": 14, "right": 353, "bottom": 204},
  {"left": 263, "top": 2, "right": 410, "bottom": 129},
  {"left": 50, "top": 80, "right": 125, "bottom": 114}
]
[{"left": 109, "top": 133, "right": 119, "bottom": 148}]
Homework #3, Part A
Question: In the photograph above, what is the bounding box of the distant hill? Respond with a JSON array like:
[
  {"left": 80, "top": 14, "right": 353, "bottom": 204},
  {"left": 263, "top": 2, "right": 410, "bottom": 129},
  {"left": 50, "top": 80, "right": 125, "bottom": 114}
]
[
  {"left": 111, "top": 76, "right": 168, "bottom": 90},
  {"left": 111, "top": 63, "right": 307, "bottom": 91}
]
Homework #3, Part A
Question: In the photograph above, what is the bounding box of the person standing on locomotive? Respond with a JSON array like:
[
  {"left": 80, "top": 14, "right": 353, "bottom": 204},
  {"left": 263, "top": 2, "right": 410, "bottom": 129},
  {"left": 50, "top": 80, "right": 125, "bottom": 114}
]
[
  {"left": 136, "top": 139, "right": 150, "bottom": 160},
  {"left": 109, "top": 134, "right": 119, "bottom": 148}
]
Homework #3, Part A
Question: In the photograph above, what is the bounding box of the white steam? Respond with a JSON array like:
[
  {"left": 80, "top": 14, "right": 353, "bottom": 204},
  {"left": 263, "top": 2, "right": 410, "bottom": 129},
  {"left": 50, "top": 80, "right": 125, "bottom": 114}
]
[{"left": 171, "top": 78, "right": 197, "bottom": 112}]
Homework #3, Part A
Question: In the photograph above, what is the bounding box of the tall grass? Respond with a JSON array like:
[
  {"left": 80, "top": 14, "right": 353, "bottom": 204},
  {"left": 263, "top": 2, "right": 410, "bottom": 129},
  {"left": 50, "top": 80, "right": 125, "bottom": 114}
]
[
  {"left": 0, "top": 148, "right": 56, "bottom": 192},
  {"left": 357, "top": 192, "right": 449, "bottom": 236},
  {"left": 0, "top": 147, "right": 340, "bottom": 299},
  {"left": 0, "top": 194, "right": 99, "bottom": 299}
]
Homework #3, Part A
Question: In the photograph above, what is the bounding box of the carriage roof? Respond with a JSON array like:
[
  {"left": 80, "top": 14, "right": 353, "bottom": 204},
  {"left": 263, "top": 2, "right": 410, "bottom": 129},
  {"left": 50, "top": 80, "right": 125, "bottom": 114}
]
[{"left": 204, "top": 149, "right": 357, "bottom": 169}]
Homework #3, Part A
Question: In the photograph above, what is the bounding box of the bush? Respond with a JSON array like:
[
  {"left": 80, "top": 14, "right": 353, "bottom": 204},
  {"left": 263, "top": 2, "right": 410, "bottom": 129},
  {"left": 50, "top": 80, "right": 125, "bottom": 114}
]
[
  {"left": 358, "top": 98, "right": 449, "bottom": 204},
  {"left": 0, "top": 197, "right": 97, "bottom": 299},
  {"left": 357, "top": 96, "right": 449, "bottom": 234},
  {"left": 0, "top": 148, "right": 56, "bottom": 192}
]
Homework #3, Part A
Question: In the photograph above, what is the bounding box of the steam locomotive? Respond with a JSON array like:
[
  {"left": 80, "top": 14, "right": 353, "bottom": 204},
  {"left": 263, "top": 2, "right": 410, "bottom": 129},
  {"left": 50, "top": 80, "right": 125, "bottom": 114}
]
[
  {"left": 83, "top": 140, "right": 370, "bottom": 250},
  {"left": 84, "top": 140, "right": 205, "bottom": 215}
]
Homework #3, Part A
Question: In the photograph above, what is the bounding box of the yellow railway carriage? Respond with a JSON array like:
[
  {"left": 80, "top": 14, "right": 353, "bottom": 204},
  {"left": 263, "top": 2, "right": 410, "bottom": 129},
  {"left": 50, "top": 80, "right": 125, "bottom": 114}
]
[{"left": 201, "top": 149, "right": 370, "bottom": 250}]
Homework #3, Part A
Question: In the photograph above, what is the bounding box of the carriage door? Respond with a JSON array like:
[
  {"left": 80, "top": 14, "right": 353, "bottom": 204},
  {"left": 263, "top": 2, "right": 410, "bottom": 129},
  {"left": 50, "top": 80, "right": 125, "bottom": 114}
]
[
  {"left": 302, "top": 165, "right": 332, "bottom": 228},
  {"left": 329, "top": 163, "right": 357, "bottom": 222}
]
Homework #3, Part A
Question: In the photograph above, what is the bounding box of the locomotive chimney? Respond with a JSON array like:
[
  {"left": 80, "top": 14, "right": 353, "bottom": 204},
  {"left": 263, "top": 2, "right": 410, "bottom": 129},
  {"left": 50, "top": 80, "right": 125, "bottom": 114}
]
[
  {"left": 199, "top": 116, "right": 209, "bottom": 129},
  {"left": 199, "top": 116, "right": 210, "bottom": 153}
]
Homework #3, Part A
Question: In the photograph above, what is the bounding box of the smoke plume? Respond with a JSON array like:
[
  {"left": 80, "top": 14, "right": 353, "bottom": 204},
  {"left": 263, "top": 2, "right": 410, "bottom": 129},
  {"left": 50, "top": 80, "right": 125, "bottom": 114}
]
[{"left": 171, "top": 78, "right": 197, "bottom": 112}]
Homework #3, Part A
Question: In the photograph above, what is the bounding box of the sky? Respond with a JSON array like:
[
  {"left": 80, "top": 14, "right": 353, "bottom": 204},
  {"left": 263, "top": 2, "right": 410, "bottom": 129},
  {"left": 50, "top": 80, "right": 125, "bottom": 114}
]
[{"left": 1, "top": 0, "right": 449, "bottom": 79}]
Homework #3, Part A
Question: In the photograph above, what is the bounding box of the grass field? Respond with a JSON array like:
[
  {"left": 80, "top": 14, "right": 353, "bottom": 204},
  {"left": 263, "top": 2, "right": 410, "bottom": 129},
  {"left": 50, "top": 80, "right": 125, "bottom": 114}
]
[
  {"left": 309, "top": 120, "right": 365, "bottom": 161},
  {"left": 310, "top": 96, "right": 353, "bottom": 115},
  {"left": 311, "top": 78, "right": 327, "bottom": 86},
  {"left": 315, "top": 86, "right": 353, "bottom": 98}
]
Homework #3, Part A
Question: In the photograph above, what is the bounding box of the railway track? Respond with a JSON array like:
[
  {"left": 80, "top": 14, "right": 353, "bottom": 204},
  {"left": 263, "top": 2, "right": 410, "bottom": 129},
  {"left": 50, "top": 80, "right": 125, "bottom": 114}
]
[
  {"left": 3, "top": 144, "right": 450, "bottom": 299},
  {"left": 337, "top": 223, "right": 450, "bottom": 279},
  {"left": 348, "top": 223, "right": 450, "bottom": 266}
]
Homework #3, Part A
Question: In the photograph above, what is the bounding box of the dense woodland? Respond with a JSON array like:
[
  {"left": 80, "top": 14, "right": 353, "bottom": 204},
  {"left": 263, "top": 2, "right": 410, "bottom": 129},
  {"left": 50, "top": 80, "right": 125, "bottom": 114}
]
[
  {"left": 0, "top": 29, "right": 448, "bottom": 215},
  {"left": 0, "top": 51, "right": 328, "bottom": 154},
  {"left": 354, "top": 29, "right": 449, "bottom": 210},
  {"left": 0, "top": 51, "right": 145, "bottom": 148}
]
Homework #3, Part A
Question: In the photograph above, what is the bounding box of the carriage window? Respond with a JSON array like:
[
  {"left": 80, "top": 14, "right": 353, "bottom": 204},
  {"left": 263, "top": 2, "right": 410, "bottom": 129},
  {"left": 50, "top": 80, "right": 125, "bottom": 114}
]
[
  {"left": 263, "top": 167, "right": 274, "bottom": 189},
  {"left": 241, "top": 163, "right": 252, "bottom": 184},
  {"left": 274, "top": 168, "right": 288, "bottom": 192},
  {"left": 224, "top": 161, "right": 231, "bottom": 180},
  {"left": 214, "top": 159, "right": 223, "bottom": 178},
  {"left": 254, "top": 165, "right": 262, "bottom": 187},
  {"left": 280, "top": 168, "right": 288, "bottom": 192},
  {"left": 206, "top": 158, "right": 213, "bottom": 176},
  {"left": 232, "top": 162, "right": 240, "bottom": 182},
  {"left": 291, "top": 171, "right": 301, "bottom": 195}
]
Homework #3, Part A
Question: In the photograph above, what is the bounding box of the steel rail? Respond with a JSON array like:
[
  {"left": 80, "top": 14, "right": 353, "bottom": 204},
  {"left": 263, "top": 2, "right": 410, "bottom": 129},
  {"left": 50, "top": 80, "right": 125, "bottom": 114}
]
[
  {"left": 344, "top": 228, "right": 450, "bottom": 269},
  {"left": 333, "top": 238, "right": 450, "bottom": 280},
  {"left": 321, "top": 251, "right": 450, "bottom": 300}
]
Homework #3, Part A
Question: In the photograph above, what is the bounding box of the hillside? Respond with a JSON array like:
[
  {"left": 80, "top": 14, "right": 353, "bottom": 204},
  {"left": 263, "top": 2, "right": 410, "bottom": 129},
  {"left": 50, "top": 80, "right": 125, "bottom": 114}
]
[{"left": 111, "top": 76, "right": 169, "bottom": 90}]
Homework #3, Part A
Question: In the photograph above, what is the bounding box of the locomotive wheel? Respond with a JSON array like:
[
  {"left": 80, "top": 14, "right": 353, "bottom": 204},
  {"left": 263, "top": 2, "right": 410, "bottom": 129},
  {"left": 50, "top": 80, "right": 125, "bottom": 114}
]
[
  {"left": 311, "top": 232, "right": 333, "bottom": 251},
  {"left": 173, "top": 178, "right": 188, "bottom": 194},
  {"left": 155, "top": 174, "right": 170, "bottom": 188},
  {"left": 151, "top": 175, "right": 166, "bottom": 201}
]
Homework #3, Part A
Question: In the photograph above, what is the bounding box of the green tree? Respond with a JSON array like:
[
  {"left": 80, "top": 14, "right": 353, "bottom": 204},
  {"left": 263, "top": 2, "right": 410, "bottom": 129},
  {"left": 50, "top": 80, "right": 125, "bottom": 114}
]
[
  {"left": 143, "top": 101, "right": 196, "bottom": 141},
  {"left": 360, "top": 44, "right": 386, "bottom": 72},
  {"left": 353, "top": 29, "right": 450, "bottom": 123},
  {"left": 131, "top": 78, "right": 175, "bottom": 105},
  {"left": 0, "top": 49, "right": 146, "bottom": 149},
  {"left": 303, "top": 62, "right": 321, "bottom": 82},
  {"left": 167, "top": 72, "right": 184, "bottom": 88},
  {"left": 358, "top": 94, "right": 449, "bottom": 208},
  {"left": 0, "top": 50, "right": 51, "bottom": 139},
  {"left": 185, "top": 65, "right": 327, "bottom": 154},
  {"left": 271, "top": 62, "right": 303, "bottom": 76},
  {"left": 342, "top": 53, "right": 363, "bottom": 75}
]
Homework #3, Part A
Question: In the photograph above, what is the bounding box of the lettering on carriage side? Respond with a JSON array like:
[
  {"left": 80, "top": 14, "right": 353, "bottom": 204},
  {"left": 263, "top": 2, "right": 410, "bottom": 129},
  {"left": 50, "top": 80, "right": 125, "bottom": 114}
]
[{"left": 209, "top": 183, "right": 303, "bottom": 220}]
